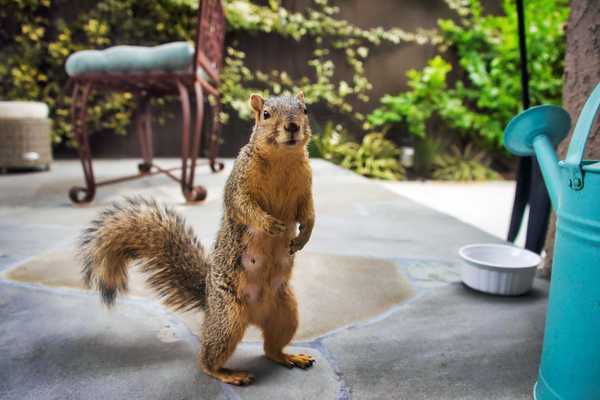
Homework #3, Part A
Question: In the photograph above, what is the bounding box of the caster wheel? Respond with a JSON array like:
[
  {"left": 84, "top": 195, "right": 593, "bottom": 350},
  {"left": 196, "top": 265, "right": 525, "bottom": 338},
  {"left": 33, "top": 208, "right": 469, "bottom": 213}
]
[
  {"left": 69, "top": 186, "right": 94, "bottom": 204},
  {"left": 184, "top": 186, "right": 207, "bottom": 203},
  {"left": 210, "top": 161, "right": 225, "bottom": 173},
  {"left": 138, "top": 162, "right": 152, "bottom": 173}
]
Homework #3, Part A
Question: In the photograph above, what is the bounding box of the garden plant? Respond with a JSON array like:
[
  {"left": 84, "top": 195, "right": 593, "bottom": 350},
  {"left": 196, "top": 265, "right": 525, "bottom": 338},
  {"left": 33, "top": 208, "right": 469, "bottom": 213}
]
[
  {"left": 0, "top": 0, "right": 431, "bottom": 145},
  {"left": 367, "top": 0, "right": 568, "bottom": 180},
  {"left": 0, "top": 0, "right": 568, "bottom": 181}
]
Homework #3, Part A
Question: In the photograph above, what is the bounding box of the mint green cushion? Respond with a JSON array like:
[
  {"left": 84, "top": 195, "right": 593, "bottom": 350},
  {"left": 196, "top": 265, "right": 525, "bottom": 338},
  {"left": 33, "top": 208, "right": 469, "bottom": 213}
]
[{"left": 66, "top": 42, "right": 206, "bottom": 78}]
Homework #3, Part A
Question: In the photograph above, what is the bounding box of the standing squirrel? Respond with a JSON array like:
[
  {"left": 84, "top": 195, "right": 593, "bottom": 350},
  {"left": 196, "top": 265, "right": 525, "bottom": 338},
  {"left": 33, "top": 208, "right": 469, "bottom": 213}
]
[{"left": 79, "top": 92, "right": 315, "bottom": 386}]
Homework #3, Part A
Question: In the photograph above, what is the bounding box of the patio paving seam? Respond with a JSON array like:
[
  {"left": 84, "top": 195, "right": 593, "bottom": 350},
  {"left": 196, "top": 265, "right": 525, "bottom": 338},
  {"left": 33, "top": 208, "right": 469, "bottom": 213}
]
[
  {"left": 0, "top": 247, "right": 440, "bottom": 344},
  {"left": 310, "top": 340, "right": 351, "bottom": 400},
  {"left": 0, "top": 226, "right": 472, "bottom": 400},
  {"left": 0, "top": 277, "right": 343, "bottom": 399},
  {"left": 1, "top": 280, "right": 235, "bottom": 400},
  {"left": 219, "top": 382, "right": 243, "bottom": 400},
  {"left": 0, "top": 159, "right": 547, "bottom": 399},
  {"left": 0, "top": 255, "right": 424, "bottom": 338},
  {"left": 0, "top": 278, "right": 198, "bottom": 344},
  {"left": 0, "top": 237, "right": 75, "bottom": 273}
]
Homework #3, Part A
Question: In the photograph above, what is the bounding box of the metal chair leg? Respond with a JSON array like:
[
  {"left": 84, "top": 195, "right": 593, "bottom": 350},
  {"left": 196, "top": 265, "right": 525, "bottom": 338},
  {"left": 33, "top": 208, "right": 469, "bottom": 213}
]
[
  {"left": 136, "top": 96, "right": 153, "bottom": 174},
  {"left": 208, "top": 94, "right": 225, "bottom": 173},
  {"left": 177, "top": 80, "right": 207, "bottom": 202},
  {"left": 69, "top": 82, "right": 96, "bottom": 204},
  {"left": 188, "top": 81, "right": 206, "bottom": 191}
]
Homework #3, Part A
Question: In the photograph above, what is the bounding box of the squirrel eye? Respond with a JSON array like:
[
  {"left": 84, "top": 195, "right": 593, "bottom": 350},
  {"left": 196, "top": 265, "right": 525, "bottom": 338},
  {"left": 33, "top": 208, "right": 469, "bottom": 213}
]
[{"left": 263, "top": 110, "right": 271, "bottom": 120}]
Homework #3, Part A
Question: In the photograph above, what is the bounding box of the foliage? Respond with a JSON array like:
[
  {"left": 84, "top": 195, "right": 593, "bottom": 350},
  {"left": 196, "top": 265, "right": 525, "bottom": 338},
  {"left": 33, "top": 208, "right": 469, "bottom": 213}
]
[
  {"left": 413, "top": 137, "right": 444, "bottom": 178},
  {"left": 432, "top": 144, "right": 501, "bottom": 181},
  {"left": 312, "top": 123, "right": 405, "bottom": 180},
  {"left": 310, "top": 121, "right": 346, "bottom": 160},
  {"left": 366, "top": 0, "right": 569, "bottom": 151},
  {"left": 367, "top": 56, "right": 454, "bottom": 139},
  {"left": 339, "top": 133, "right": 406, "bottom": 180},
  {"left": 220, "top": 0, "right": 434, "bottom": 119},
  {"left": 0, "top": 0, "right": 434, "bottom": 144}
]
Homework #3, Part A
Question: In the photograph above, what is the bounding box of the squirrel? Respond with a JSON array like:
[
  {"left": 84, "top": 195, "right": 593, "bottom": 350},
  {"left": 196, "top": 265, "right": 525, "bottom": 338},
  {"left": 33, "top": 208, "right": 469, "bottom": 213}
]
[{"left": 79, "top": 92, "right": 315, "bottom": 386}]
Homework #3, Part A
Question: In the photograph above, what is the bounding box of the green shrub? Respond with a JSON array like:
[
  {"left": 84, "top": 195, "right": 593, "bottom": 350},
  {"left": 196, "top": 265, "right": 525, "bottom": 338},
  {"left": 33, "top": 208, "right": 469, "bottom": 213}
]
[
  {"left": 310, "top": 121, "right": 346, "bottom": 160},
  {"left": 0, "top": 0, "right": 433, "bottom": 145},
  {"left": 366, "top": 0, "right": 568, "bottom": 152},
  {"left": 432, "top": 144, "right": 501, "bottom": 181},
  {"left": 338, "top": 133, "right": 405, "bottom": 180},
  {"left": 413, "top": 137, "right": 444, "bottom": 178},
  {"left": 312, "top": 123, "right": 405, "bottom": 180}
]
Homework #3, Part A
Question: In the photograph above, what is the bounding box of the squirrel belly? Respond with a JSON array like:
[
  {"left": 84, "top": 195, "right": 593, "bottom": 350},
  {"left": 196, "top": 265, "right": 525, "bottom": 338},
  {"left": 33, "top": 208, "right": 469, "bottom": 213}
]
[{"left": 238, "top": 222, "right": 296, "bottom": 322}]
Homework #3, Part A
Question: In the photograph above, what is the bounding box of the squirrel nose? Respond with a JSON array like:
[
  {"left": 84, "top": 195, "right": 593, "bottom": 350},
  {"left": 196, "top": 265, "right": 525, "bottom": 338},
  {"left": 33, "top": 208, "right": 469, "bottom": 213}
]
[{"left": 285, "top": 122, "right": 299, "bottom": 134}]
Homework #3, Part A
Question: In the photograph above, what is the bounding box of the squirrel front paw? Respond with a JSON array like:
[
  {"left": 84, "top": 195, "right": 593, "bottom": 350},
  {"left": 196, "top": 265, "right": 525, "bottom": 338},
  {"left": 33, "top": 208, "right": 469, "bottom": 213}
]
[
  {"left": 263, "top": 215, "right": 287, "bottom": 236},
  {"left": 289, "top": 235, "right": 308, "bottom": 254}
]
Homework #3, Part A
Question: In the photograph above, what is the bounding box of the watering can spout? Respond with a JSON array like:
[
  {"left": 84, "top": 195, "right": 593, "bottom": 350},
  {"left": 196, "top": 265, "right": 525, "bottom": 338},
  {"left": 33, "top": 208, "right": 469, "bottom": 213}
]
[{"left": 504, "top": 105, "right": 571, "bottom": 209}]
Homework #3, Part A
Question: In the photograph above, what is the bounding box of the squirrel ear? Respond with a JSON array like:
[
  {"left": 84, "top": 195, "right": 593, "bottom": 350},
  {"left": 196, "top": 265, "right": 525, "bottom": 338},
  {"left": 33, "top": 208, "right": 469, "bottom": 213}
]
[
  {"left": 249, "top": 93, "right": 264, "bottom": 114},
  {"left": 296, "top": 91, "right": 305, "bottom": 103}
]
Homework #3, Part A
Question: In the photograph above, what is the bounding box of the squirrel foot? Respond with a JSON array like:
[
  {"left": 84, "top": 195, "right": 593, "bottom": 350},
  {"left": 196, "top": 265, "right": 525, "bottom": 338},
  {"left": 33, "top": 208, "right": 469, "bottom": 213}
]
[
  {"left": 204, "top": 368, "right": 255, "bottom": 386},
  {"left": 267, "top": 352, "right": 315, "bottom": 369}
]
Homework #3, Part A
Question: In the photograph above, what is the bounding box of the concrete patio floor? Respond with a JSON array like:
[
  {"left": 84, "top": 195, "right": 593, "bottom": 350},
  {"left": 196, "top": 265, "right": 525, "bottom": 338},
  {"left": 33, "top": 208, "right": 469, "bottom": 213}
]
[
  {"left": 0, "top": 159, "right": 547, "bottom": 400},
  {"left": 381, "top": 180, "right": 529, "bottom": 247}
]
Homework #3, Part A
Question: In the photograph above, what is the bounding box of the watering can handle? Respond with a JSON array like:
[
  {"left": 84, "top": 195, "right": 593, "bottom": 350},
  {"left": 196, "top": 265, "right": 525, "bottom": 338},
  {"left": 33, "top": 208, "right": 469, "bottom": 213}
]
[{"left": 564, "top": 83, "right": 600, "bottom": 171}]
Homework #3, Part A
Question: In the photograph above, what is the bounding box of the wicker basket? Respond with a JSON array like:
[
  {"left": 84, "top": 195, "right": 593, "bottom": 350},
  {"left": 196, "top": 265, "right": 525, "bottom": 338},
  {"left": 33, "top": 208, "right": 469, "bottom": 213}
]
[{"left": 0, "top": 118, "right": 53, "bottom": 170}]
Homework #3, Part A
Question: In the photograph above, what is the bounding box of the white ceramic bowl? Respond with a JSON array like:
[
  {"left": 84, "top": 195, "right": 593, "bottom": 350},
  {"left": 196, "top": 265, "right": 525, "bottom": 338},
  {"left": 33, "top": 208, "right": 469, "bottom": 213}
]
[{"left": 458, "top": 244, "right": 541, "bottom": 296}]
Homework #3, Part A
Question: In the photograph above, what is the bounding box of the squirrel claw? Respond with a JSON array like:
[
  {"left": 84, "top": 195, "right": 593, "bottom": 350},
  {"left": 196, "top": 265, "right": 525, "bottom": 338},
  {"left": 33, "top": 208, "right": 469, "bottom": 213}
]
[
  {"left": 267, "top": 353, "right": 315, "bottom": 369},
  {"left": 209, "top": 369, "right": 255, "bottom": 386},
  {"left": 287, "top": 353, "right": 315, "bottom": 369}
]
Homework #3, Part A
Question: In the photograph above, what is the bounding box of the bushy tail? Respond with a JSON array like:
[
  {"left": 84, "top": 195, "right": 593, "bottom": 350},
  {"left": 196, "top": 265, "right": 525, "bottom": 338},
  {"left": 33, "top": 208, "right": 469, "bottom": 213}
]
[{"left": 79, "top": 197, "right": 209, "bottom": 311}]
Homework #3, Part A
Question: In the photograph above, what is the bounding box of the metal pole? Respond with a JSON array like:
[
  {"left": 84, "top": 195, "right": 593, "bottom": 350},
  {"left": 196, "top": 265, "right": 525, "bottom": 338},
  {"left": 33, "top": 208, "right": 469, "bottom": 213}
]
[
  {"left": 507, "top": 0, "right": 532, "bottom": 242},
  {"left": 507, "top": 0, "right": 552, "bottom": 254},
  {"left": 516, "top": 0, "right": 530, "bottom": 109}
]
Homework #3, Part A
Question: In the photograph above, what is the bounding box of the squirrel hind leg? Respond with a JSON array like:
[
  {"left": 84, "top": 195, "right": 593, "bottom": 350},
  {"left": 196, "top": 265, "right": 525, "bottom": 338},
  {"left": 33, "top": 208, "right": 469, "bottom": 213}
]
[
  {"left": 198, "top": 302, "right": 252, "bottom": 385},
  {"left": 261, "top": 289, "right": 315, "bottom": 369}
]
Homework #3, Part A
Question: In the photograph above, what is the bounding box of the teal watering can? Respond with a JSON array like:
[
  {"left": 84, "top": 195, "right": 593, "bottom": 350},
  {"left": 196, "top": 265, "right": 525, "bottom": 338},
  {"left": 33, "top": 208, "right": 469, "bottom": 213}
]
[{"left": 504, "top": 82, "right": 600, "bottom": 400}]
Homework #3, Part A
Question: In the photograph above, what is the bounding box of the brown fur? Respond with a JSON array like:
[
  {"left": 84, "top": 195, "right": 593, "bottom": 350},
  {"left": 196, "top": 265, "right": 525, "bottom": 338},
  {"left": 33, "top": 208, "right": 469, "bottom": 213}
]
[
  {"left": 79, "top": 93, "right": 315, "bottom": 385},
  {"left": 80, "top": 197, "right": 208, "bottom": 310}
]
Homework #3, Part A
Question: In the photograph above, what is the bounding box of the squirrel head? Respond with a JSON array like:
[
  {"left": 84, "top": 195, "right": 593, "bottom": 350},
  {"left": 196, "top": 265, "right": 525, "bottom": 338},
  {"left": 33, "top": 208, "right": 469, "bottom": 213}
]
[{"left": 248, "top": 92, "right": 311, "bottom": 155}]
